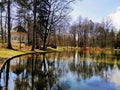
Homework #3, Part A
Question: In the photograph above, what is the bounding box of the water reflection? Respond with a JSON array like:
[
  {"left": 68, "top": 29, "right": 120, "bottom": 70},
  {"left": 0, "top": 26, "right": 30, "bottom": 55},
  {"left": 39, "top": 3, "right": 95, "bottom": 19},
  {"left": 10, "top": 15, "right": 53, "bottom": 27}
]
[{"left": 0, "top": 50, "right": 120, "bottom": 90}]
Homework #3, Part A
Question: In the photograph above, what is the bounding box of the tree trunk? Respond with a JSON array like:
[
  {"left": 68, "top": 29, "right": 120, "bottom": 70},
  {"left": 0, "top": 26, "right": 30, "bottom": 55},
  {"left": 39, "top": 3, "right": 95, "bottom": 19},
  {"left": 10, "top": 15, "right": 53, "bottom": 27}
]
[
  {"left": 83, "top": 29, "right": 87, "bottom": 50},
  {"left": 31, "top": 0, "right": 36, "bottom": 51},
  {"left": 5, "top": 60, "right": 10, "bottom": 89},
  {"left": 43, "top": 33, "right": 47, "bottom": 50},
  {"left": 35, "top": 32, "right": 39, "bottom": 49},
  {"left": 19, "top": 32, "right": 22, "bottom": 49},
  {"left": 5, "top": 13, "right": 7, "bottom": 43},
  {"left": 27, "top": 21, "right": 30, "bottom": 45},
  {"left": 31, "top": 54, "right": 34, "bottom": 90},
  {"left": 74, "top": 32, "right": 76, "bottom": 47},
  {"left": 1, "top": 10, "right": 4, "bottom": 44},
  {"left": 7, "top": 0, "right": 12, "bottom": 49}
]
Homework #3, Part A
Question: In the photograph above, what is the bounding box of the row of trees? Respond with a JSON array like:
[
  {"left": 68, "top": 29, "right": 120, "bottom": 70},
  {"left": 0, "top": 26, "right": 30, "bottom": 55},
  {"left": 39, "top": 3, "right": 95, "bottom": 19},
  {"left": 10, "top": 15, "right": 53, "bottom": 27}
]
[
  {"left": 0, "top": 0, "right": 75, "bottom": 50},
  {"left": 52, "top": 16, "right": 120, "bottom": 49},
  {"left": 0, "top": 0, "right": 12, "bottom": 49},
  {"left": 69, "top": 17, "right": 120, "bottom": 48},
  {"left": 0, "top": 0, "right": 120, "bottom": 50}
]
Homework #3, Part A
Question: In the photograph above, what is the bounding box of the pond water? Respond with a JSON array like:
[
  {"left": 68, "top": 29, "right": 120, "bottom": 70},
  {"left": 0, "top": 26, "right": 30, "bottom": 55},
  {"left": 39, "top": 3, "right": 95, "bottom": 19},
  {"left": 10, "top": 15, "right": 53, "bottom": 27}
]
[{"left": 0, "top": 50, "right": 120, "bottom": 90}]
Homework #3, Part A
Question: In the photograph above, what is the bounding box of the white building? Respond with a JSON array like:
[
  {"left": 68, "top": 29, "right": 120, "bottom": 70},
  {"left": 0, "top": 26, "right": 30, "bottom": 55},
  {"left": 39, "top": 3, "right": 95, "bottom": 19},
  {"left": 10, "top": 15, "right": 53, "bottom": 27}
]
[{"left": 11, "top": 25, "right": 28, "bottom": 44}]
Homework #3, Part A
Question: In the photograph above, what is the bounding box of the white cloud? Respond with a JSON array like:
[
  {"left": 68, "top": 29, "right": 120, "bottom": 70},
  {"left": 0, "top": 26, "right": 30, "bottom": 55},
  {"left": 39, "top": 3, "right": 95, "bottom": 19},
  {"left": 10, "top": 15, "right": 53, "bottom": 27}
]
[{"left": 109, "top": 6, "right": 120, "bottom": 29}]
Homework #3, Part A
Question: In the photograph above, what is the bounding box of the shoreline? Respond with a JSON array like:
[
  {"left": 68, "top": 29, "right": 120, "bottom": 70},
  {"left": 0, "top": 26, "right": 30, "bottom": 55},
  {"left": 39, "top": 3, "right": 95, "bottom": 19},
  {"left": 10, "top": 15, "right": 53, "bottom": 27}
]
[{"left": 0, "top": 47, "right": 62, "bottom": 72}]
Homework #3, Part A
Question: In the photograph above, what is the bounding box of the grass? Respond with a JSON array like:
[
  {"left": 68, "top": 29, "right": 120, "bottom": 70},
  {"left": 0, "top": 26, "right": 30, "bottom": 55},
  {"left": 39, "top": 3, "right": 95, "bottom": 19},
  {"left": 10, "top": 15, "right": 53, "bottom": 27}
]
[
  {"left": 1, "top": 44, "right": 118, "bottom": 58},
  {"left": 0, "top": 44, "right": 62, "bottom": 58},
  {"left": 0, "top": 48, "right": 62, "bottom": 58},
  {"left": 0, "top": 45, "right": 62, "bottom": 71},
  {"left": 0, "top": 48, "right": 34, "bottom": 58},
  {"left": 44, "top": 47, "right": 62, "bottom": 52}
]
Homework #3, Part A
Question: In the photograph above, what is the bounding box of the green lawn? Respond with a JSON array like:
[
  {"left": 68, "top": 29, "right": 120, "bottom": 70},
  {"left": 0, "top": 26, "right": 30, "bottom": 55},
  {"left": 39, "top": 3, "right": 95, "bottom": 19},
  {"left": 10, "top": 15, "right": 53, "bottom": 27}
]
[
  {"left": 0, "top": 47, "right": 62, "bottom": 58},
  {"left": 0, "top": 48, "right": 34, "bottom": 58}
]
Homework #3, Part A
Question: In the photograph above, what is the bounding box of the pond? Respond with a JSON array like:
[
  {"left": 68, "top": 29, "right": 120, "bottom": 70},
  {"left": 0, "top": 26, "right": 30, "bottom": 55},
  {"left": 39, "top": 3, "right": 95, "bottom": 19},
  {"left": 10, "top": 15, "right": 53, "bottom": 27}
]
[{"left": 0, "top": 50, "right": 120, "bottom": 90}]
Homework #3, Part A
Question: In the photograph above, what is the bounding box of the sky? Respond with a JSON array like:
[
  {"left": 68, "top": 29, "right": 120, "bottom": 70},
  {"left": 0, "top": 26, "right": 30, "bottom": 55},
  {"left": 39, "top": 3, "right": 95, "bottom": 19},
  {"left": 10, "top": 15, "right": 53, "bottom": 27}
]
[{"left": 70, "top": 0, "right": 120, "bottom": 29}]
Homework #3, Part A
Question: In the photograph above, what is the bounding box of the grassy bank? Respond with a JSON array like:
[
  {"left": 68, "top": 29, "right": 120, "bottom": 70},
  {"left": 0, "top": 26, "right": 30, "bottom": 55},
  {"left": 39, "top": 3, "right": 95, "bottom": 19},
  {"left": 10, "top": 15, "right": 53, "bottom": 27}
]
[
  {"left": 0, "top": 47, "right": 62, "bottom": 58},
  {"left": 0, "top": 45, "right": 118, "bottom": 58},
  {"left": 0, "top": 48, "right": 34, "bottom": 58}
]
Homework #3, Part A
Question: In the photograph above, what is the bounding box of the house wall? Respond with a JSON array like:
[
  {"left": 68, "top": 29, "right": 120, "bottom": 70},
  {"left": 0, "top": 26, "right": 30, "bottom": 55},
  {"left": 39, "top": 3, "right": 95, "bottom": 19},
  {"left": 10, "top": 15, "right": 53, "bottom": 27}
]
[{"left": 11, "top": 32, "right": 28, "bottom": 43}]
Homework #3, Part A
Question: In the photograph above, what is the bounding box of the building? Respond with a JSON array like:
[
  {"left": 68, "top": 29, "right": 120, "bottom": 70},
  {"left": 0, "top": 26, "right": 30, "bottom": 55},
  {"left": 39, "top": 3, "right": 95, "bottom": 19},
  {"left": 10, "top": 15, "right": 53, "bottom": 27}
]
[{"left": 11, "top": 25, "right": 28, "bottom": 44}]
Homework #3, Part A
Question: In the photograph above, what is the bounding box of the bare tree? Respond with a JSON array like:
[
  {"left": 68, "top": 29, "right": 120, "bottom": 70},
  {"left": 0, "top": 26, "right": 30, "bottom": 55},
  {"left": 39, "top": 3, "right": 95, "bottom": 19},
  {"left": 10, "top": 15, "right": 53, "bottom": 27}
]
[
  {"left": 77, "top": 16, "right": 84, "bottom": 48},
  {"left": 37, "top": 0, "right": 75, "bottom": 49},
  {"left": 102, "top": 18, "right": 112, "bottom": 47}
]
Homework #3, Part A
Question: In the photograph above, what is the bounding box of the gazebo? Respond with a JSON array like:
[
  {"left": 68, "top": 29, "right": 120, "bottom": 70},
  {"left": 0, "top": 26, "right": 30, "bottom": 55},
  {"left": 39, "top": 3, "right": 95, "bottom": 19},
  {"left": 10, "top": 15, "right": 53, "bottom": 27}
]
[{"left": 11, "top": 25, "right": 28, "bottom": 44}]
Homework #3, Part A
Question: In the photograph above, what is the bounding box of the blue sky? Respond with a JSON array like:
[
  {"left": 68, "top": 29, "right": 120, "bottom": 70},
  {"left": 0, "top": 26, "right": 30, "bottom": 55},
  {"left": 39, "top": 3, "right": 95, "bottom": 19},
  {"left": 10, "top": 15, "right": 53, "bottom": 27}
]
[{"left": 70, "top": 0, "right": 120, "bottom": 29}]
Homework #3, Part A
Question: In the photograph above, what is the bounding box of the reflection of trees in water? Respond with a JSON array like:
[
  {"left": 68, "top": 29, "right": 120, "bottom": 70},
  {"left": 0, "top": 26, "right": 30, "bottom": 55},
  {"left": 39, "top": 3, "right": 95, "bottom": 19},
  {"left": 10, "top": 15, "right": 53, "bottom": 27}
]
[
  {"left": 0, "top": 54, "right": 61, "bottom": 90},
  {"left": 69, "top": 50, "right": 119, "bottom": 81},
  {"left": 34, "top": 54, "right": 54, "bottom": 90},
  {"left": 0, "top": 60, "right": 10, "bottom": 90},
  {"left": 12, "top": 56, "right": 31, "bottom": 90},
  {"left": 14, "top": 77, "right": 30, "bottom": 90},
  {"left": 1, "top": 50, "right": 120, "bottom": 90},
  {"left": 61, "top": 49, "right": 77, "bottom": 60},
  {"left": 13, "top": 54, "right": 62, "bottom": 90},
  {"left": 11, "top": 57, "right": 26, "bottom": 76},
  {"left": 113, "top": 51, "right": 120, "bottom": 60}
]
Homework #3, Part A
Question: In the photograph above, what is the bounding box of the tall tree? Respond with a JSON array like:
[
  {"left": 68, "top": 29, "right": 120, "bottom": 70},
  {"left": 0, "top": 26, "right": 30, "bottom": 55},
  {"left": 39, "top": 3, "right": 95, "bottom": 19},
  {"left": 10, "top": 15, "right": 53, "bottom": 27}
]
[
  {"left": 70, "top": 24, "right": 77, "bottom": 47},
  {"left": 37, "top": 0, "right": 74, "bottom": 49},
  {"left": 108, "top": 29, "right": 115, "bottom": 47},
  {"left": 31, "top": 0, "right": 36, "bottom": 51},
  {"left": 7, "top": 0, "right": 12, "bottom": 49},
  {"left": 115, "top": 30, "right": 120, "bottom": 49},
  {"left": 77, "top": 16, "right": 84, "bottom": 47},
  {"left": 82, "top": 18, "right": 89, "bottom": 49},
  {"left": 37, "top": 0, "right": 50, "bottom": 49},
  {"left": 4, "top": 11, "right": 7, "bottom": 43},
  {"left": 102, "top": 18, "right": 112, "bottom": 47},
  {"left": 15, "top": 0, "right": 40, "bottom": 50},
  {"left": 0, "top": 0, "right": 6, "bottom": 44}
]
